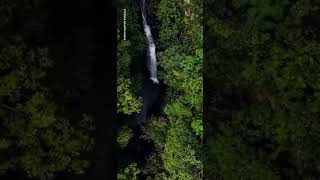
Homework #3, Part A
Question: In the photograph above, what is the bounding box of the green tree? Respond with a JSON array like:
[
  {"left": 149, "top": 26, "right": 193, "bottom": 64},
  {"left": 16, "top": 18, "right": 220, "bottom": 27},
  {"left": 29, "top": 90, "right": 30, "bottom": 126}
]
[
  {"left": 117, "top": 126, "right": 134, "bottom": 149},
  {"left": 116, "top": 2, "right": 143, "bottom": 115},
  {"left": 205, "top": 0, "right": 320, "bottom": 179},
  {"left": 142, "top": 0, "right": 203, "bottom": 178},
  {"left": 0, "top": 38, "right": 94, "bottom": 179},
  {"left": 117, "top": 77, "right": 142, "bottom": 115},
  {"left": 157, "top": 0, "right": 183, "bottom": 49},
  {"left": 117, "top": 163, "right": 141, "bottom": 180}
]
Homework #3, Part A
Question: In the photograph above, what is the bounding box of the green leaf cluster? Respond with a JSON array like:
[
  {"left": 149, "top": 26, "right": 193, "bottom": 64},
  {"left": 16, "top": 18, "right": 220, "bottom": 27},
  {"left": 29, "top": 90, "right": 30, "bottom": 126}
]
[
  {"left": 205, "top": 0, "right": 320, "bottom": 179},
  {"left": 117, "top": 163, "right": 141, "bottom": 180},
  {"left": 0, "top": 38, "right": 94, "bottom": 179},
  {"left": 117, "top": 126, "right": 134, "bottom": 149},
  {"left": 142, "top": 0, "right": 204, "bottom": 179}
]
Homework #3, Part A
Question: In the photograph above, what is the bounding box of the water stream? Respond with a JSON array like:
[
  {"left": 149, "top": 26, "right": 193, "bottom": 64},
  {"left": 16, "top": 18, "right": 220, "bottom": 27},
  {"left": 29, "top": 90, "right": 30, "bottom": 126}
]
[
  {"left": 141, "top": 0, "right": 159, "bottom": 84},
  {"left": 133, "top": 0, "right": 162, "bottom": 127},
  {"left": 118, "top": 1, "right": 164, "bottom": 177}
]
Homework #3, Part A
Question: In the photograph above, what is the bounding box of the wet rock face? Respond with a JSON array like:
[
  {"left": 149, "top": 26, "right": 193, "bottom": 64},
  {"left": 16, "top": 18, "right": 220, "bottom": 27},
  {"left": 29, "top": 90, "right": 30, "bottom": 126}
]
[{"left": 136, "top": 79, "right": 160, "bottom": 126}]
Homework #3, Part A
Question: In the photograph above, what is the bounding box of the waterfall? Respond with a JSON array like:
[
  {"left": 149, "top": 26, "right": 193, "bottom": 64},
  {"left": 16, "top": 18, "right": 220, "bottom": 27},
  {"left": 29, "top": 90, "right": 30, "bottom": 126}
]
[
  {"left": 134, "top": 0, "right": 161, "bottom": 127},
  {"left": 141, "top": 0, "right": 159, "bottom": 84}
]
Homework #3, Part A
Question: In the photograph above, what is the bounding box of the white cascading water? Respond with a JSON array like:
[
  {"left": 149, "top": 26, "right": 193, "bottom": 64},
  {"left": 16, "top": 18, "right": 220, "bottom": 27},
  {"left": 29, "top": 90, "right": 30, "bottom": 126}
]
[{"left": 141, "top": 0, "right": 159, "bottom": 84}]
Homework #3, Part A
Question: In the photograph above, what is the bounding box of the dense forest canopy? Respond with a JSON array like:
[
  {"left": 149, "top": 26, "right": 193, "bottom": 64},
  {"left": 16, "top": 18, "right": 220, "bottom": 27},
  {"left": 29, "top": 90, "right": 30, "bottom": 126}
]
[
  {"left": 205, "top": 0, "right": 320, "bottom": 179},
  {"left": 0, "top": 36, "right": 94, "bottom": 179},
  {"left": 2, "top": 0, "right": 320, "bottom": 179},
  {"left": 0, "top": 0, "right": 105, "bottom": 179},
  {"left": 117, "top": 0, "right": 203, "bottom": 179}
]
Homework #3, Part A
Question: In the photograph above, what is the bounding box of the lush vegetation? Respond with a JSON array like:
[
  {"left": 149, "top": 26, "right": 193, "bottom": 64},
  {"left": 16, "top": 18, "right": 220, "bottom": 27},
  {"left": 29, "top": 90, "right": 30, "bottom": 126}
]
[
  {"left": 6, "top": 0, "right": 319, "bottom": 179},
  {"left": 117, "top": 125, "right": 134, "bottom": 149},
  {"left": 0, "top": 1, "right": 96, "bottom": 179},
  {"left": 117, "top": 0, "right": 144, "bottom": 116},
  {"left": 117, "top": 0, "right": 203, "bottom": 179},
  {"left": 116, "top": 0, "right": 320, "bottom": 179},
  {"left": 205, "top": 0, "right": 320, "bottom": 179}
]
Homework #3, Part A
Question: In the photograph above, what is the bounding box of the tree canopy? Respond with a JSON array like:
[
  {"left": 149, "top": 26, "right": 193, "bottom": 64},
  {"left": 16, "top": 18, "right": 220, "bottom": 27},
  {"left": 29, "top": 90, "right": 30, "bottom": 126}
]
[{"left": 205, "top": 0, "right": 320, "bottom": 179}]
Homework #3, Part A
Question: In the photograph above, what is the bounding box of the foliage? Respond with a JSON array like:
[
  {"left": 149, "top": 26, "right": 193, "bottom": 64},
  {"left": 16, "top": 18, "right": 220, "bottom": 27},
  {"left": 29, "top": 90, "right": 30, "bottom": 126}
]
[
  {"left": 205, "top": 0, "right": 320, "bottom": 179},
  {"left": 141, "top": 0, "right": 204, "bottom": 179},
  {"left": 159, "top": 48, "right": 203, "bottom": 112},
  {"left": 0, "top": 38, "right": 94, "bottom": 179},
  {"left": 117, "top": 77, "right": 142, "bottom": 115},
  {"left": 116, "top": 0, "right": 144, "bottom": 115},
  {"left": 117, "top": 163, "right": 141, "bottom": 180},
  {"left": 116, "top": 38, "right": 142, "bottom": 116},
  {"left": 191, "top": 119, "right": 203, "bottom": 138},
  {"left": 241, "top": 0, "right": 291, "bottom": 31},
  {"left": 143, "top": 152, "right": 166, "bottom": 179},
  {"left": 145, "top": 117, "right": 168, "bottom": 149},
  {"left": 117, "top": 126, "right": 134, "bottom": 149},
  {"left": 117, "top": 0, "right": 203, "bottom": 179},
  {"left": 157, "top": 0, "right": 183, "bottom": 49},
  {"left": 117, "top": 40, "right": 131, "bottom": 77},
  {"left": 162, "top": 121, "right": 202, "bottom": 180}
]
